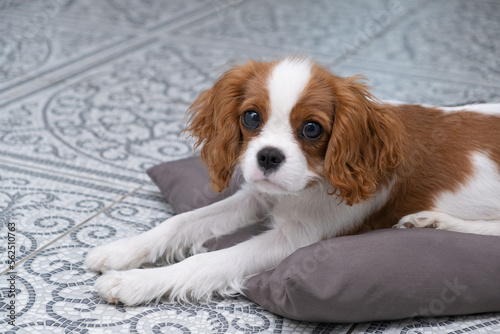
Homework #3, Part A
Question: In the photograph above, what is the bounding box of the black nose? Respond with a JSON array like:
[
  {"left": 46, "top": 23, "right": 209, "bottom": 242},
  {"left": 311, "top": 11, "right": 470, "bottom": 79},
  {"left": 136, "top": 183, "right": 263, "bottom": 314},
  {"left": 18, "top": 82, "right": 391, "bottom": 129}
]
[{"left": 257, "top": 147, "right": 285, "bottom": 173}]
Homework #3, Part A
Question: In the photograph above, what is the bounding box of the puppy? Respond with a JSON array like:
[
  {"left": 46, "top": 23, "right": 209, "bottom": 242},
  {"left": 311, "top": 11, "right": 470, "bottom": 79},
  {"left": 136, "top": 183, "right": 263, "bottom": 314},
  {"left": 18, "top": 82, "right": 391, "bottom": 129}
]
[{"left": 86, "top": 57, "right": 500, "bottom": 305}]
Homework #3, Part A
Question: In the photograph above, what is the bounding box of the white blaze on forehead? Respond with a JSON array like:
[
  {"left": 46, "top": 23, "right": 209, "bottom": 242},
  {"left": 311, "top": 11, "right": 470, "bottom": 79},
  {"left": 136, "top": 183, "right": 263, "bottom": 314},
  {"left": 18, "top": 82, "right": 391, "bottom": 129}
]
[{"left": 267, "top": 58, "right": 312, "bottom": 118}]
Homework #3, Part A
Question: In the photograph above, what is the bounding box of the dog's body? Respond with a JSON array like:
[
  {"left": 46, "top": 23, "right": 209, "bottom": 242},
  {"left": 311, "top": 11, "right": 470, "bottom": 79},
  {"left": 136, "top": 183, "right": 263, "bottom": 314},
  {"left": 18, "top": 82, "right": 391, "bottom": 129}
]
[{"left": 86, "top": 57, "right": 500, "bottom": 305}]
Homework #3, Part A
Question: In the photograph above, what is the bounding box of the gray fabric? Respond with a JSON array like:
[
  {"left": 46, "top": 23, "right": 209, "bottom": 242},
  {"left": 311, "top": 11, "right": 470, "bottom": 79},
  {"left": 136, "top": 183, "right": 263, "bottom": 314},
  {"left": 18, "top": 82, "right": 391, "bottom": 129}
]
[
  {"left": 147, "top": 157, "right": 500, "bottom": 322},
  {"left": 147, "top": 156, "right": 241, "bottom": 214},
  {"left": 244, "top": 228, "right": 500, "bottom": 322}
]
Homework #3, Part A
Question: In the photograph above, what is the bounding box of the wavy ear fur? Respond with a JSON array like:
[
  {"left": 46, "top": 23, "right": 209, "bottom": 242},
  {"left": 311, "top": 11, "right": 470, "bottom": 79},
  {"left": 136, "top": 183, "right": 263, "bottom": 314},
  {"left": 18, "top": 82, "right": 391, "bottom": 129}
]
[
  {"left": 184, "top": 63, "right": 256, "bottom": 192},
  {"left": 325, "top": 75, "right": 404, "bottom": 205}
]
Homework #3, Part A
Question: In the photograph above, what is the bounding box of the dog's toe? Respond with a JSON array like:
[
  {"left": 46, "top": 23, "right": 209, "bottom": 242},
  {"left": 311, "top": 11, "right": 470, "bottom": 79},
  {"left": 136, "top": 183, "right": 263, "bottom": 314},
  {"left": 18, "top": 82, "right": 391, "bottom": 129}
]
[
  {"left": 395, "top": 211, "right": 450, "bottom": 230},
  {"left": 95, "top": 269, "right": 158, "bottom": 305},
  {"left": 85, "top": 238, "right": 151, "bottom": 272}
]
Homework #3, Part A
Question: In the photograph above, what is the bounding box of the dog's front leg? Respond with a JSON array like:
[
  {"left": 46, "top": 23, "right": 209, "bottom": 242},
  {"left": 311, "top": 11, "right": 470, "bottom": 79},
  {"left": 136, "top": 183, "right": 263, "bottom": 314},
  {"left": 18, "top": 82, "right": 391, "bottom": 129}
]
[
  {"left": 85, "top": 185, "right": 273, "bottom": 272},
  {"left": 94, "top": 218, "right": 317, "bottom": 304}
]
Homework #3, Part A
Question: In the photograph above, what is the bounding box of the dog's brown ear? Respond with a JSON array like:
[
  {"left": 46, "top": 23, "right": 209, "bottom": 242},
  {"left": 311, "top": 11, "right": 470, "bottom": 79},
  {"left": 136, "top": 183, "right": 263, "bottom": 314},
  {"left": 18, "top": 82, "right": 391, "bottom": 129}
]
[
  {"left": 324, "top": 75, "right": 404, "bottom": 205},
  {"left": 184, "top": 63, "right": 257, "bottom": 192}
]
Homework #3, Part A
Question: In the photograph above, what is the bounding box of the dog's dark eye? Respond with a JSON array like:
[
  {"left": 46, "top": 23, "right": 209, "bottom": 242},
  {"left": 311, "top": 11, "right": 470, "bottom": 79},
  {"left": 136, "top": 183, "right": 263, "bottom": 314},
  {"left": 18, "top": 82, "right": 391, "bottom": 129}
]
[
  {"left": 302, "top": 122, "right": 323, "bottom": 140},
  {"left": 242, "top": 110, "right": 261, "bottom": 130}
]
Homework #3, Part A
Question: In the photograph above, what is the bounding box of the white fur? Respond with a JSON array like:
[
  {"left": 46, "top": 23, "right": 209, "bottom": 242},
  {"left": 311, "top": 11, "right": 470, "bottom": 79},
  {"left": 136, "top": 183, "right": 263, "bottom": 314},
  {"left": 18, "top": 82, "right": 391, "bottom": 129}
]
[
  {"left": 88, "top": 179, "right": 393, "bottom": 304},
  {"left": 384, "top": 100, "right": 500, "bottom": 116},
  {"left": 440, "top": 103, "right": 500, "bottom": 115},
  {"left": 86, "top": 81, "right": 500, "bottom": 304},
  {"left": 434, "top": 152, "right": 500, "bottom": 220},
  {"left": 268, "top": 57, "right": 311, "bottom": 116},
  {"left": 396, "top": 211, "right": 500, "bottom": 236},
  {"left": 86, "top": 184, "right": 273, "bottom": 272},
  {"left": 395, "top": 152, "right": 500, "bottom": 234}
]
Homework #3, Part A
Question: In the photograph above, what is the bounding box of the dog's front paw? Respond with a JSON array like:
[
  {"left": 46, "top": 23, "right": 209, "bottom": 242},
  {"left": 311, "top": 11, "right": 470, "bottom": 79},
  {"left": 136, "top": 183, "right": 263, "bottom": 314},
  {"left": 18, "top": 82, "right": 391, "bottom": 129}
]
[
  {"left": 394, "top": 211, "right": 450, "bottom": 229},
  {"left": 94, "top": 269, "right": 160, "bottom": 305},
  {"left": 85, "top": 238, "right": 151, "bottom": 272},
  {"left": 94, "top": 254, "right": 244, "bottom": 304}
]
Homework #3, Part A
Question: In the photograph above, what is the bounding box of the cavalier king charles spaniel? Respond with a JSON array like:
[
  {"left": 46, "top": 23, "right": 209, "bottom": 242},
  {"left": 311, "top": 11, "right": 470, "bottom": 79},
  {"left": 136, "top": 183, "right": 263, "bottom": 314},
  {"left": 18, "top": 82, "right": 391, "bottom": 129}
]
[{"left": 86, "top": 57, "right": 500, "bottom": 305}]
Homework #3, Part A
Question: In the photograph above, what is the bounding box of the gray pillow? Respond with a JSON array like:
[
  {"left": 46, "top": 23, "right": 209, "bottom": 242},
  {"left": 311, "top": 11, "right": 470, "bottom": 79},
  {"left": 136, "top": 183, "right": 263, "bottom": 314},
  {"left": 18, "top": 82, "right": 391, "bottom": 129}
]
[{"left": 147, "top": 157, "right": 500, "bottom": 322}]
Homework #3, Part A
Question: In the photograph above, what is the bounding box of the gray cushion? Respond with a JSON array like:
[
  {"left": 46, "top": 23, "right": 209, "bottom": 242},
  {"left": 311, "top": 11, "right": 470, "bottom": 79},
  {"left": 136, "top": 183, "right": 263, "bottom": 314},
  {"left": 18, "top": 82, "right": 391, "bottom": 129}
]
[
  {"left": 147, "top": 156, "right": 241, "bottom": 214},
  {"left": 147, "top": 157, "right": 500, "bottom": 322}
]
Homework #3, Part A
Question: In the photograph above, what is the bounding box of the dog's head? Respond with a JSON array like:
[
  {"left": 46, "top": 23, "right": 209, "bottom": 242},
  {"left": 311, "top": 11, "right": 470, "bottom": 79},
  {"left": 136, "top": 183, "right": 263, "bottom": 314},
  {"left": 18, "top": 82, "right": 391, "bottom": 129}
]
[{"left": 185, "top": 57, "right": 403, "bottom": 205}]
